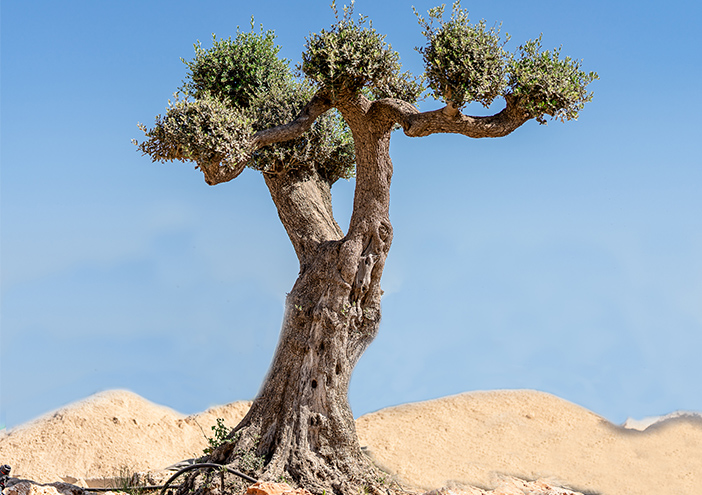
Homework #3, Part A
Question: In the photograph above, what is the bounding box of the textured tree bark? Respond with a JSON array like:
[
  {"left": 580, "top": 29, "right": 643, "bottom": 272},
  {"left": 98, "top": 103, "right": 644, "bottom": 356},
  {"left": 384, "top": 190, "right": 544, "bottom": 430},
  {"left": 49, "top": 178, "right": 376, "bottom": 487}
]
[
  {"left": 207, "top": 238, "right": 385, "bottom": 494},
  {"left": 195, "top": 97, "right": 396, "bottom": 495}
]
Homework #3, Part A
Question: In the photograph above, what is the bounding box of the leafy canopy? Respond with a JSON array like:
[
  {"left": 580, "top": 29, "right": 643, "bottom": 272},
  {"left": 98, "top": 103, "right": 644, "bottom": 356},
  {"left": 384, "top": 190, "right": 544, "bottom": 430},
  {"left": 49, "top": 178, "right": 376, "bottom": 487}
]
[
  {"left": 137, "top": 95, "right": 253, "bottom": 172},
  {"left": 416, "top": 2, "right": 508, "bottom": 108},
  {"left": 182, "top": 30, "right": 290, "bottom": 109},
  {"left": 301, "top": 1, "right": 422, "bottom": 103},
  {"left": 137, "top": 23, "right": 355, "bottom": 184},
  {"left": 507, "top": 36, "right": 599, "bottom": 124},
  {"left": 136, "top": 2, "right": 598, "bottom": 178},
  {"left": 415, "top": 1, "right": 598, "bottom": 122}
]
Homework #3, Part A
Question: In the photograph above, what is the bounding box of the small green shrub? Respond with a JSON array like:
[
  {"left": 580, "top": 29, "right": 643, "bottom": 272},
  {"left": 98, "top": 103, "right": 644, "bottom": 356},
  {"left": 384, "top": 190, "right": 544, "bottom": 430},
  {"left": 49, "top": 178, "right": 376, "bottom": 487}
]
[{"left": 203, "top": 417, "right": 232, "bottom": 455}]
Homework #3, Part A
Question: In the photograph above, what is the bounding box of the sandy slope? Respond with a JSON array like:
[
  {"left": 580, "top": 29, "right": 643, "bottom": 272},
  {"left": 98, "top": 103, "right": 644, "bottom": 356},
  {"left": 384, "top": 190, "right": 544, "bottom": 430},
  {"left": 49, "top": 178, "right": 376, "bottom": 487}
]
[
  {"left": 0, "top": 391, "right": 251, "bottom": 484},
  {"left": 1, "top": 389, "right": 701, "bottom": 495},
  {"left": 356, "top": 390, "right": 702, "bottom": 495}
]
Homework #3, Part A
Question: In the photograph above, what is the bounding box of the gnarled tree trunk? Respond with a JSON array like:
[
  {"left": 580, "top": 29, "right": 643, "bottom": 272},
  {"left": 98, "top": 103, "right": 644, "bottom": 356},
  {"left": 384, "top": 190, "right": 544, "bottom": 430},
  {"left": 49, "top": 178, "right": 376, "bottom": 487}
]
[{"left": 191, "top": 98, "right": 397, "bottom": 495}]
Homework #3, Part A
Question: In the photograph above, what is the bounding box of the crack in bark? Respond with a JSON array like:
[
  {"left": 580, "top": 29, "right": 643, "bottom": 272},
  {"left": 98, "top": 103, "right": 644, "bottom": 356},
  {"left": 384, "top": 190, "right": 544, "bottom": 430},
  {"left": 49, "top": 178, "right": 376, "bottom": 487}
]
[{"left": 351, "top": 253, "right": 377, "bottom": 303}]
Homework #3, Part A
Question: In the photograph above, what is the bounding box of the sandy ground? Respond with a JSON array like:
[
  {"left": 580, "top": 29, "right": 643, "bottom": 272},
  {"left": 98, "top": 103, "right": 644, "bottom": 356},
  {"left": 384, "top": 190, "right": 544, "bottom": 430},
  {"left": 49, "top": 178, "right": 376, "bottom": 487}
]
[
  {"left": 356, "top": 390, "right": 702, "bottom": 495},
  {"left": 1, "top": 389, "right": 700, "bottom": 495},
  {"left": 0, "top": 391, "right": 252, "bottom": 485}
]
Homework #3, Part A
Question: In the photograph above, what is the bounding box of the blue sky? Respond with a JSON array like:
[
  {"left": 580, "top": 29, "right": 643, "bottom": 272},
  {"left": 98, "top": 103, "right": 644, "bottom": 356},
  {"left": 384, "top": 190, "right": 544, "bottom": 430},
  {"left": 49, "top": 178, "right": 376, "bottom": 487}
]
[{"left": 1, "top": 0, "right": 700, "bottom": 430}]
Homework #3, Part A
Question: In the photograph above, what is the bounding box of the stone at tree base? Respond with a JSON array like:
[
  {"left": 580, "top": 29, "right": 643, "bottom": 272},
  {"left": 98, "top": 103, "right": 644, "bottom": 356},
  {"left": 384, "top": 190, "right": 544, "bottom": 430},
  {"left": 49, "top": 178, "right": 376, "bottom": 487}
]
[
  {"left": 245, "top": 482, "right": 313, "bottom": 495},
  {"left": 3, "top": 482, "right": 63, "bottom": 495},
  {"left": 3, "top": 482, "right": 87, "bottom": 495},
  {"left": 2, "top": 480, "right": 126, "bottom": 495}
]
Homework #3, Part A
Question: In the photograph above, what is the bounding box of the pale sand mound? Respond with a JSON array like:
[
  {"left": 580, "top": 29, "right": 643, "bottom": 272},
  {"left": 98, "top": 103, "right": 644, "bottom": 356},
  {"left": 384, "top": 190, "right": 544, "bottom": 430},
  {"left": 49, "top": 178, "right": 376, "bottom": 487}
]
[
  {"left": 2, "top": 389, "right": 701, "bottom": 495},
  {"left": 0, "top": 390, "right": 251, "bottom": 484},
  {"left": 356, "top": 390, "right": 702, "bottom": 495}
]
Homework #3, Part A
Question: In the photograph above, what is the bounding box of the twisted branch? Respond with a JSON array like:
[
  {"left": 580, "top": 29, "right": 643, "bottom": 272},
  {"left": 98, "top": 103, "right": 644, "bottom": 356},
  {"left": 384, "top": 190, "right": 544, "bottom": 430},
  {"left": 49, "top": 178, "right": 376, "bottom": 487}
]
[
  {"left": 252, "top": 91, "right": 334, "bottom": 148},
  {"left": 201, "top": 91, "right": 334, "bottom": 185},
  {"left": 370, "top": 95, "right": 530, "bottom": 139}
]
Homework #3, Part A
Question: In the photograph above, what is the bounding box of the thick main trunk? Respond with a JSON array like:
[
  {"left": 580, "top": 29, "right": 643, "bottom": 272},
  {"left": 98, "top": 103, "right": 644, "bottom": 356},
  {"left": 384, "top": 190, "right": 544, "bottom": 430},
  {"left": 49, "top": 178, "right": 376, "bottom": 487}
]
[
  {"left": 209, "top": 236, "right": 384, "bottom": 494},
  {"left": 186, "top": 97, "right": 398, "bottom": 495}
]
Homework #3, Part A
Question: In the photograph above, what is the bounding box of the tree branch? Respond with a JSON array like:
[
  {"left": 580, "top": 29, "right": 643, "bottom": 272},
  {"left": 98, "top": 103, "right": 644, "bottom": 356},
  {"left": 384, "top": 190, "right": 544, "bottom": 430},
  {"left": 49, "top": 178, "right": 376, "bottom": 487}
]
[
  {"left": 263, "top": 168, "right": 344, "bottom": 267},
  {"left": 371, "top": 95, "right": 531, "bottom": 139},
  {"left": 252, "top": 90, "right": 334, "bottom": 148},
  {"left": 199, "top": 159, "right": 248, "bottom": 186},
  {"left": 199, "top": 90, "right": 334, "bottom": 186}
]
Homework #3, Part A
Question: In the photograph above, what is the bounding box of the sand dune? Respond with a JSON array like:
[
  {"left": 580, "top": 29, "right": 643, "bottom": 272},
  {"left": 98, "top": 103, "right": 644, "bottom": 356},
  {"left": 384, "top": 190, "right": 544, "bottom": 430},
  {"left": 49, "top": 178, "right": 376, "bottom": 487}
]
[
  {"left": 356, "top": 390, "right": 702, "bottom": 495},
  {"left": 1, "top": 390, "right": 700, "bottom": 495},
  {"left": 0, "top": 391, "right": 252, "bottom": 484}
]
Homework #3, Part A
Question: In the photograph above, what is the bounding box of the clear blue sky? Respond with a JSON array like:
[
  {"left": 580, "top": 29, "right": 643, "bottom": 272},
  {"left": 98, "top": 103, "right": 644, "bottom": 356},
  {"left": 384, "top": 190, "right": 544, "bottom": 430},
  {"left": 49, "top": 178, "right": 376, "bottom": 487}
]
[{"left": 2, "top": 0, "right": 701, "bottom": 430}]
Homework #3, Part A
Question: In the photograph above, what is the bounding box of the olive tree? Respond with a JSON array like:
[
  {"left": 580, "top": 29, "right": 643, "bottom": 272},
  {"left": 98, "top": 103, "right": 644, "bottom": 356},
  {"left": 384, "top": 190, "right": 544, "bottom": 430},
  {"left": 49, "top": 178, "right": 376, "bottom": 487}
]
[{"left": 136, "top": 3, "right": 597, "bottom": 494}]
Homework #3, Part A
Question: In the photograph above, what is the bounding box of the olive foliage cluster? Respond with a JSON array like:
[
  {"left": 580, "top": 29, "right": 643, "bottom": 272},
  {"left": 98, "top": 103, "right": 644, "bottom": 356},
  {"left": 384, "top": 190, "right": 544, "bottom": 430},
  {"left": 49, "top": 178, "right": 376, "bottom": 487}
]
[
  {"left": 137, "top": 26, "right": 355, "bottom": 184},
  {"left": 137, "top": 96, "right": 254, "bottom": 172},
  {"left": 417, "top": 1, "right": 598, "bottom": 122},
  {"left": 507, "top": 37, "right": 598, "bottom": 123},
  {"left": 415, "top": 3, "right": 508, "bottom": 108},
  {"left": 137, "top": 1, "right": 598, "bottom": 176},
  {"left": 301, "top": 2, "right": 423, "bottom": 103}
]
